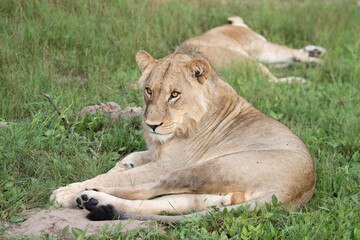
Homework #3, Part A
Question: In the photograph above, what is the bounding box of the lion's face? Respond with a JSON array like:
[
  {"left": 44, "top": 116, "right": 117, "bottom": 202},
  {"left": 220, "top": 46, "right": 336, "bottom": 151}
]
[{"left": 136, "top": 50, "right": 212, "bottom": 143}]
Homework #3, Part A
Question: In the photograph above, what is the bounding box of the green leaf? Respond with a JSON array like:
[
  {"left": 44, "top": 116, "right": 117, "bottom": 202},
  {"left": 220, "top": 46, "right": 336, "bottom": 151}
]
[
  {"left": 89, "top": 148, "right": 99, "bottom": 158},
  {"left": 269, "top": 222, "right": 276, "bottom": 237},
  {"left": 29, "top": 113, "right": 43, "bottom": 127},
  {"left": 45, "top": 129, "right": 54, "bottom": 136},
  {"left": 354, "top": 227, "right": 360, "bottom": 240},
  {"left": 242, "top": 226, "right": 248, "bottom": 236},
  {"left": 83, "top": 224, "right": 90, "bottom": 235},
  {"left": 71, "top": 227, "right": 84, "bottom": 237},
  {"left": 319, "top": 206, "right": 331, "bottom": 212},
  {"left": 220, "top": 231, "right": 228, "bottom": 239},
  {"left": 100, "top": 223, "right": 109, "bottom": 232},
  {"left": 269, "top": 111, "right": 283, "bottom": 120},
  {"left": 61, "top": 225, "right": 70, "bottom": 236},
  {"left": 4, "top": 182, "right": 14, "bottom": 190},
  {"left": 352, "top": 151, "right": 360, "bottom": 161},
  {"left": 118, "top": 146, "right": 127, "bottom": 152},
  {"left": 326, "top": 141, "right": 340, "bottom": 148},
  {"left": 229, "top": 225, "right": 236, "bottom": 237},
  {"left": 271, "top": 195, "right": 278, "bottom": 205},
  {"left": 10, "top": 216, "right": 23, "bottom": 223}
]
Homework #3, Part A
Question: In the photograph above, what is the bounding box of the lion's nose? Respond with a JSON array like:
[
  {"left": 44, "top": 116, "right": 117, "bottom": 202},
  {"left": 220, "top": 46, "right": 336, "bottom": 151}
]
[{"left": 146, "top": 122, "right": 163, "bottom": 132}]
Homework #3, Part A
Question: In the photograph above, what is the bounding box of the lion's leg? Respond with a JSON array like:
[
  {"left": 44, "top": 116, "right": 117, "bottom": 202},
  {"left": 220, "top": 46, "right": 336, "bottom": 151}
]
[
  {"left": 87, "top": 150, "right": 315, "bottom": 212},
  {"left": 109, "top": 150, "right": 153, "bottom": 172},
  {"left": 83, "top": 171, "right": 202, "bottom": 201},
  {"left": 51, "top": 161, "right": 159, "bottom": 208},
  {"left": 254, "top": 61, "right": 279, "bottom": 82},
  {"left": 255, "top": 62, "right": 306, "bottom": 84},
  {"left": 76, "top": 190, "right": 242, "bottom": 216},
  {"left": 254, "top": 42, "right": 323, "bottom": 66},
  {"left": 84, "top": 160, "right": 250, "bottom": 201}
]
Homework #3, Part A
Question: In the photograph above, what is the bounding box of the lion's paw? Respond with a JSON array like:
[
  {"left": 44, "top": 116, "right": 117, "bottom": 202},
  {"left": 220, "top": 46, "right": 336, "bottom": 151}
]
[
  {"left": 299, "top": 45, "right": 326, "bottom": 58},
  {"left": 76, "top": 190, "right": 114, "bottom": 211},
  {"left": 111, "top": 160, "right": 135, "bottom": 172},
  {"left": 121, "top": 162, "right": 135, "bottom": 170},
  {"left": 76, "top": 191, "right": 130, "bottom": 220},
  {"left": 50, "top": 182, "right": 85, "bottom": 208}
]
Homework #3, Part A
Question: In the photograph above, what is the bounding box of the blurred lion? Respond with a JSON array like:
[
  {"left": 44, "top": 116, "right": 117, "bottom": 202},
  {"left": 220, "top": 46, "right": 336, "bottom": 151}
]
[{"left": 181, "top": 16, "right": 326, "bottom": 83}]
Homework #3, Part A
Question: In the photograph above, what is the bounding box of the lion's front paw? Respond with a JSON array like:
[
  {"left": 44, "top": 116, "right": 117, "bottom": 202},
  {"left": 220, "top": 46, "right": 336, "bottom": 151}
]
[{"left": 50, "top": 182, "right": 85, "bottom": 208}]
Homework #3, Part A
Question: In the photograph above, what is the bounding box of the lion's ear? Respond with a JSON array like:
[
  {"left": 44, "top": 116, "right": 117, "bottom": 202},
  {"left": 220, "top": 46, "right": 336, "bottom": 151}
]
[
  {"left": 136, "top": 50, "right": 155, "bottom": 72},
  {"left": 188, "top": 59, "right": 211, "bottom": 84}
]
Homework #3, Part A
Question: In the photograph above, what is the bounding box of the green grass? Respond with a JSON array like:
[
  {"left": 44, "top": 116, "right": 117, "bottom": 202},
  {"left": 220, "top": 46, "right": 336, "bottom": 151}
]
[{"left": 1, "top": 0, "right": 360, "bottom": 239}]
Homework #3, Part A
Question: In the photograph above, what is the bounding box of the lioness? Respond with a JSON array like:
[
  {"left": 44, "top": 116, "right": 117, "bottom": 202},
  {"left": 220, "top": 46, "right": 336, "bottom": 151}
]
[
  {"left": 51, "top": 47, "right": 316, "bottom": 221},
  {"left": 181, "top": 16, "right": 326, "bottom": 83}
]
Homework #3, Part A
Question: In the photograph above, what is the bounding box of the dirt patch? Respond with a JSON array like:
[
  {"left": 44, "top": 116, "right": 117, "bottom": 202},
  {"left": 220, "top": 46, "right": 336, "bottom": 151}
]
[
  {"left": 78, "top": 102, "right": 143, "bottom": 122},
  {"left": 5, "top": 209, "right": 152, "bottom": 237}
]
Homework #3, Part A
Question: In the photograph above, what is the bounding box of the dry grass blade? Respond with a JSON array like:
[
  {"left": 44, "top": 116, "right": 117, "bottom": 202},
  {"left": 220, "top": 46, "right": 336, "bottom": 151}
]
[{"left": 41, "top": 93, "right": 72, "bottom": 132}]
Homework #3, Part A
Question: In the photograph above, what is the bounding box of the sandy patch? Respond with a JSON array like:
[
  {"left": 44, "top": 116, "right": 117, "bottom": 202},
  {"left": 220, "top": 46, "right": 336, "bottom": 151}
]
[{"left": 5, "top": 208, "right": 152, "bottom": 237}]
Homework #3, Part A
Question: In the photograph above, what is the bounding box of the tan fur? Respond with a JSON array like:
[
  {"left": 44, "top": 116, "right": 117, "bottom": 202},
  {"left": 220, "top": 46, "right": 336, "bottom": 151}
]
[
  {"left": 180, "top": 16, "right": 326, "bottom": 83},
  {"left": 51, "top": 48, "right": 316, "bottom": 217}
]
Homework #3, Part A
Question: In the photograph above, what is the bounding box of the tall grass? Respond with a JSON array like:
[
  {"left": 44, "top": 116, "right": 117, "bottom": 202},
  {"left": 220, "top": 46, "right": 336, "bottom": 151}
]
[{"left": 1, "top": 0, "right": 360, "bottom": 238}]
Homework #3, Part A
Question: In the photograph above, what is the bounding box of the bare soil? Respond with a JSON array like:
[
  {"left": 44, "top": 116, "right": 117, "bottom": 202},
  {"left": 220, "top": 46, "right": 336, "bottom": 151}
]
[{"left": 5, "top": 208, "right": 152, "bottom": 237}]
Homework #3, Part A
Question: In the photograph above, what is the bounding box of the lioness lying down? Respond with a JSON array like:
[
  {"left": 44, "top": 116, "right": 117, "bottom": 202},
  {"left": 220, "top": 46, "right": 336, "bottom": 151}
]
[
  {"left": 51, "top": 48, "right": 316, "bottom": 221},
  {"left": 181, "top": 16, "right": 326, "bottom": 83}
]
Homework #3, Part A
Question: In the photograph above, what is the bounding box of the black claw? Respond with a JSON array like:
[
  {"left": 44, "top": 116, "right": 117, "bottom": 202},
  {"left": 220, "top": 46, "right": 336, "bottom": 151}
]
[
  {"left": 76, "top": 197, "right": 82, "bottom": 205},
  {"left": 130, "top": 163, "right": 134, "bottom": 168},
  {"left": 81, "top": 194, "right": 89, "bottom": 201}
]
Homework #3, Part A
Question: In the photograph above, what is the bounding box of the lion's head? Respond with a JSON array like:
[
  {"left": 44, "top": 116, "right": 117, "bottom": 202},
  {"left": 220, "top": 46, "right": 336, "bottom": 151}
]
[{"left": 136, "top": 48, "right": 216, "bottom": 143}]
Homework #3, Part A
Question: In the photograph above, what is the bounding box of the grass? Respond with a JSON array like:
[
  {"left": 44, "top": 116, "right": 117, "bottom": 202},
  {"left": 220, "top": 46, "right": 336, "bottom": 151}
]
[{"left": 0, "top": 0, "right": 360, "bottom": 238}]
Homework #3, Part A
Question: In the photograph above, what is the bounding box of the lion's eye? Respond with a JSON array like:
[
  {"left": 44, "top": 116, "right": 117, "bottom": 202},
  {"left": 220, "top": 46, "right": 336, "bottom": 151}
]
[
  {"left": 170, "top": 91, "right": 180, "bottom": 99},
  {"left": 145, "top": 87, "right": 152, "bottom": 95}
]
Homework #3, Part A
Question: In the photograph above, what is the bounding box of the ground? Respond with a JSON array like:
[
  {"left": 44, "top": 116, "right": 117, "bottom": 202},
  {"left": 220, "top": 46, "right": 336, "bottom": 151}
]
[{"left": 6, "top": 209, "right": 154, "bottom": 237}]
